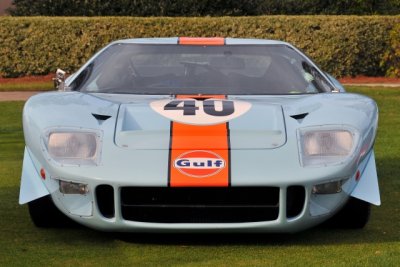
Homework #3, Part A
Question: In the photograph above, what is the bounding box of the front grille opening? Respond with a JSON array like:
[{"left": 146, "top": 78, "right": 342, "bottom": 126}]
[
  {"left": 96, "top": 185, "right": 115, "bottom": 218},
  {"left": 120, "top": 187, "right": 279, "bottom": 223},
  {"left": 286, "top": 186, "right": 306, "bottom": 218}
]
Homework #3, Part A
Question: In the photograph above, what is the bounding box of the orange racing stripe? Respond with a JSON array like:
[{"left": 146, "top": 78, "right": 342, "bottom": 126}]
[
  {"left": 169, "top": 95, "right": 230, "bottom": 187},
  {"left": 179, "top": 37, "right": 225, "bottom": 46}
]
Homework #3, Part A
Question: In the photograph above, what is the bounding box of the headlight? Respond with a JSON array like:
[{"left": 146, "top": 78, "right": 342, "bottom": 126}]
[
  {"left": 44, "top": 129, "right": 102, "bottom": 165},
  {"left": 298, "top": 127, "right": 359, "bottom": 167}
]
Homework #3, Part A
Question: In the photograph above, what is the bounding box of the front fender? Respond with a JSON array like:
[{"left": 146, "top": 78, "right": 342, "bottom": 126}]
[
  {"left": 351, "top": 151, "right": 380, "bottom": 206},
  {"left": 19, "top": 147, "right": 49, "bottom": 204}
]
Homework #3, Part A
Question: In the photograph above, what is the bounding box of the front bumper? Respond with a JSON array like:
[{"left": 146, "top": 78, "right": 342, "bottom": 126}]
[
  {"left": 22, "top": 147, "right": 377, "bottom": 233},
  {"left": 51, "top": 183, "right": 350, "bottom": 233}
]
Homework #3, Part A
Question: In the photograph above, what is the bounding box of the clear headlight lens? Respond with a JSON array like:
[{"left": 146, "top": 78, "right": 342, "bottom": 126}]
[
  {"left": 45, "top": 131, "right": 101, "bottom": 165},
  {"left": 299, "top": 128, "right": 358, "bottom": 166}
]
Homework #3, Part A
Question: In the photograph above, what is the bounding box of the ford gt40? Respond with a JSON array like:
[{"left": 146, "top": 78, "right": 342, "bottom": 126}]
[{"left": 19, "top": 37, "right": 379, "bottom": 233}]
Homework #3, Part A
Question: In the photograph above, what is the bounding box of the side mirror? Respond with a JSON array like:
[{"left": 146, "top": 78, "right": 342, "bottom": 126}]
[{"left": 53, "top": 69, "right": 69, "bottom": 91}]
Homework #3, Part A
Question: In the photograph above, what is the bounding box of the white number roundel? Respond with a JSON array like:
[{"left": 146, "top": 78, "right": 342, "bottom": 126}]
[{"left": 150, "top": 98, "right": 252, "bottom": 125}]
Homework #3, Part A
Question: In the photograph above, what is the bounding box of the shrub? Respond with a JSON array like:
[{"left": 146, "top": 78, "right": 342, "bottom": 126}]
[
  {"left": 7, "top": 0, "right": 400, "bottom": 16},
  {"left": 381, "top": 23, "right": 400, "bottom": 77},
  {"left": 0, "top": 16, "right": 398, "bottom": 78}
]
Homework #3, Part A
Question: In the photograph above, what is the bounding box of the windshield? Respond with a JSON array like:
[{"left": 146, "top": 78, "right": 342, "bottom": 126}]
[{"left": 72, "top": 43, "right": 334, "bottom": 95}]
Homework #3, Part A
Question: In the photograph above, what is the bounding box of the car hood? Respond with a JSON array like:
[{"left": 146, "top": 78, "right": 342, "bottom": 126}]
[
  {"left": 24, "top": 92, "right": 378, "bottom": 150},
  {"left": 22, "top": 91, "right": 378, "bottom": 186},
  {"left": 114, "top": 96, "right": 286, "bottom": 150}
]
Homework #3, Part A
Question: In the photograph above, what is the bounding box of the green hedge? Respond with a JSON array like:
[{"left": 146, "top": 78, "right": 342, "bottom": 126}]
[
  {"left": 8, "top": 0, "right": 400, "bottom": 16},
  {"left": 0, "top": 16, "right": 399, "bottom": 78},
  {"left": 381, "top": 23, "right": 400, "bottom": 77}
]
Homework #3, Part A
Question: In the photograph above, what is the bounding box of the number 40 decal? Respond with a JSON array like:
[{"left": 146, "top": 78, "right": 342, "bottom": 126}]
[
  {"left": 150, "top": 98, "right": 252, "bottom": 125},
  {"left": 164, "top": 100, "right": 235, "bottom": 117}
]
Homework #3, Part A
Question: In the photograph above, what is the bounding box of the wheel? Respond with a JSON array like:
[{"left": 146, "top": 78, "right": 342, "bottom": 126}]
[
  {"left": 323, "top": 197, "right": 371, "bottom": 229},
  {"left": 28, "top": 195, "right": 77, "bottom": 228}
]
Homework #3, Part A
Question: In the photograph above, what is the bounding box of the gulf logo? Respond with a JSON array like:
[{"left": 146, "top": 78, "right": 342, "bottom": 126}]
[{"left": 173, "top": 150, "right": 226, "bottom": 178}]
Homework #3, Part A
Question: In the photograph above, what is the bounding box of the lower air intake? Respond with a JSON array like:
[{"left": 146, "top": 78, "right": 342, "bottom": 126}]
[
  {"left": 120, "top": 187, "right": 279, "bottom": 223},
  {"left": 96, "top": 185, "right": 115, "bottom": 219},
  {"left": 286, "top": 186, "right": 306, "bottom": 218}
]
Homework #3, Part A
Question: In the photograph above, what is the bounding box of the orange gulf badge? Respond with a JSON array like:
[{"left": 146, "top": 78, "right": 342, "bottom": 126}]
[{"left": 150, "top": 95, "right": 252, "bottom": 187}]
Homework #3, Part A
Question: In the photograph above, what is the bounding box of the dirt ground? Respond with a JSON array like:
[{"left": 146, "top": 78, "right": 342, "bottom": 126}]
[
  {"left": 0, "top": 91, "right": 42, "bottom": 101},
  {"left": 339, "top": 76, "right": 400, "bottom": 84},
  {"left": 0, "top": 74, "right": 53, "bottom": 84}
]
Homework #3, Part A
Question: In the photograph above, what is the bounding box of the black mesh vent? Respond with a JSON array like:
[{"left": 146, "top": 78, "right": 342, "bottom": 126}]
[
  {"left": 286, "top": 186, "right": 305, "bottom": 218},
  {"left": 96, "top": 185, "right": 115, "bottom": 218},
  {"left": 120, "top": 187, "right": 279, "bottom": 223}
]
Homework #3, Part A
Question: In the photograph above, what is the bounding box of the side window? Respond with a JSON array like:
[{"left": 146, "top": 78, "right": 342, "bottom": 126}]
[
  {"left": 69, "top": 63, "right": 93, "bottom": 91},
  {"left": 301, "top": 61, "right": 334, "bottom": 92},
  {"left": 325, "top": 73, "right": 346, "bottom": 92}
]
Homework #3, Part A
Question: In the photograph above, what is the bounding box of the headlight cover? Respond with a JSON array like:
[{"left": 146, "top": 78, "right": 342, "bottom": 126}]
[
  {"left": 298, "top": 126, "right": 359, "bottom": 167},
  {"left": 43, "top": 129, "right": 102, "bottom": 166}
]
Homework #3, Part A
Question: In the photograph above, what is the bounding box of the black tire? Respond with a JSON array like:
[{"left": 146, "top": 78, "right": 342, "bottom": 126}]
[
  {"left": 28, "top": 195, "right": 77, "bottom": 228},
  {"left": 323, "top": 197, "right": 371, "bottom": 229}
]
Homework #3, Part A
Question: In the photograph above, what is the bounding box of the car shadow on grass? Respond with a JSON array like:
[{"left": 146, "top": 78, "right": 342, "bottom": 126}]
[{"left": 112, "top": 224, "right": 395, "bottom": 246}]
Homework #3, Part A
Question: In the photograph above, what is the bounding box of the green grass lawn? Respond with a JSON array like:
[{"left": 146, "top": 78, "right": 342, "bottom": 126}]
[
  {"left": 0, "top": 81, "right": 53, "bottom": 92},
  {"left": 0, "top": 87, "right": 399, "bottom": 266}
]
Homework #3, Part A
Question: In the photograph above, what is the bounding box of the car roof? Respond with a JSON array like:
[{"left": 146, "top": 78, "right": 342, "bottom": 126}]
[{"left": 113, "top": 37, "right": 290, "bottom": 46}]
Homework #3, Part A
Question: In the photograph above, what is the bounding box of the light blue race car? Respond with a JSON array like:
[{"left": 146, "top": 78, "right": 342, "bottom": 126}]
[{"left": 19, "top": 37, "right": 379, "bottom": 233}]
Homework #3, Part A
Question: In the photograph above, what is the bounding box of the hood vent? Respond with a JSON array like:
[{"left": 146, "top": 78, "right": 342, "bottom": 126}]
[
  {"left": 290, "top": 113, "right": 308, "bottom": 122},
  {"left": 92, "top": 113, "right": 112, "bottom": 121}
]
